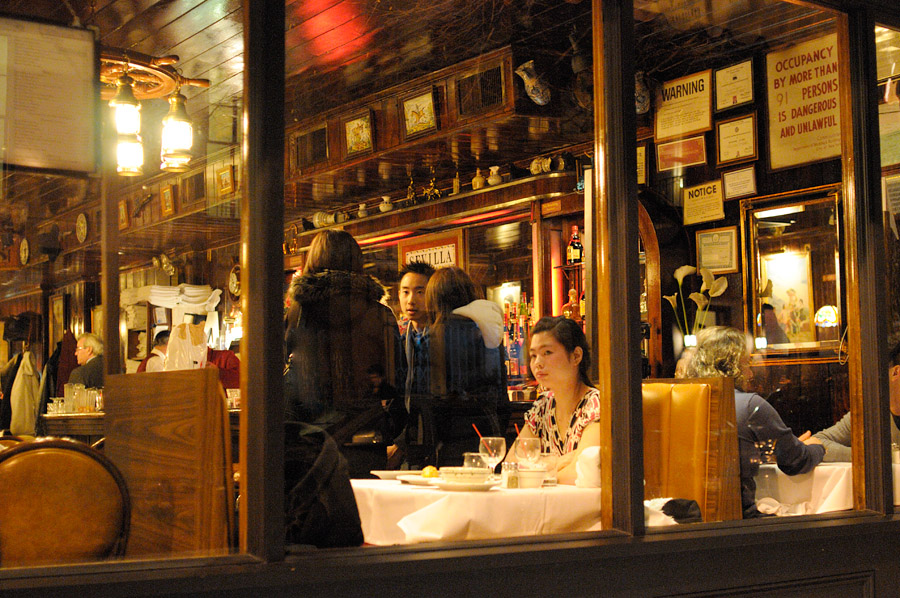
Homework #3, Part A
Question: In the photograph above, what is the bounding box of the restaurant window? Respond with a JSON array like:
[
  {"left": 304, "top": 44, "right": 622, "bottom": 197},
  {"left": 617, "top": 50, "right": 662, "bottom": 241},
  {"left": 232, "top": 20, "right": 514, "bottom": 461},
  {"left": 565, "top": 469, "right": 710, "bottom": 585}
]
[
  {"left": 876, "top": 22, "right": 900, "bottom": 505},
  {"left": 631, "top": 0, "right": 864, "bottom": 526},
  {"left": 0, "top": 7, "right": 245, "bottom": 568}
]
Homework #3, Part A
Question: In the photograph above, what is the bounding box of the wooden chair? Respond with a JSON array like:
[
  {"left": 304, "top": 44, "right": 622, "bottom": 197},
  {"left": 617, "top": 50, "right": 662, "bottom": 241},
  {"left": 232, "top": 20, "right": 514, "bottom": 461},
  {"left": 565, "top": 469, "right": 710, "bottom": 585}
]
[
  {"left": 0, "top": 438, "right": 129, "bottom": 567},
  {"left": 103, "top": 368, "right": 233, "bottom": 557},
  {"left": 642, "top": 377, "right": 741, "bottom": 522}
]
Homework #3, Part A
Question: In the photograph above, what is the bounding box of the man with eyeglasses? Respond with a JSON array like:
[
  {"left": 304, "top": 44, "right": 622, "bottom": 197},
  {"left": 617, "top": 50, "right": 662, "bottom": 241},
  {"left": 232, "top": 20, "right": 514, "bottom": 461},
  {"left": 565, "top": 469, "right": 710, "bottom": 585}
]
[{"left": 70, "top": 333, "right": 104, "bottom": 389}]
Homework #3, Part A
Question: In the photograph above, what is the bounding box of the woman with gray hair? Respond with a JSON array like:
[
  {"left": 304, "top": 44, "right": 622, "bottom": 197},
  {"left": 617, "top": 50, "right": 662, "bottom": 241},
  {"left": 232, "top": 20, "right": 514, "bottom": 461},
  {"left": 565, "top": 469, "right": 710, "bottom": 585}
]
[{"left": 686, "top": 326, "right": 824, "bottom": 518}]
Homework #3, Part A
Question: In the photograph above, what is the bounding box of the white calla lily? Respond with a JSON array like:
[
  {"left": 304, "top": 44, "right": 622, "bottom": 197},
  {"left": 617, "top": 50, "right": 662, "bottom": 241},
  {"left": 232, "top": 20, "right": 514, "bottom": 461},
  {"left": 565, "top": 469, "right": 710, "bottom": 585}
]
[
  {"left": 689, "top": 292, "right": 708, "bottom": 310},
  {"left": 699, "top": 268, "right": 714, "bottom": 293},
  {"left": 709, "top": 276, "right": 728, "bottom": 297},
  {"left": 674, "top": 265, "right": 696, "bottom": 285}
]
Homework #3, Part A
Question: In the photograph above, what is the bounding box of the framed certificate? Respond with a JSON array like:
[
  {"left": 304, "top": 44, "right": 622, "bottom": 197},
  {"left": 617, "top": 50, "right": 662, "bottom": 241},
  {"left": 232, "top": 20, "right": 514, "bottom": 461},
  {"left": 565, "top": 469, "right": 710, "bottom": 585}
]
[
  {"left": 723, "top": 166, "right": 757, "bottom": 200},
  {"left": 696, "top": 226, "right": 739, "bottom": 274},
  {"left": 715, "top": 60, "right": 754, "bottom": 111},
  {"left": 716, "top": 113, "right": 757, "bottom": 166},
  {"left": 656, "top": 136, "right": 707, "bottom": 172},
  {"left": 637, "top": 144, "right": 647, "bottom": 185}
]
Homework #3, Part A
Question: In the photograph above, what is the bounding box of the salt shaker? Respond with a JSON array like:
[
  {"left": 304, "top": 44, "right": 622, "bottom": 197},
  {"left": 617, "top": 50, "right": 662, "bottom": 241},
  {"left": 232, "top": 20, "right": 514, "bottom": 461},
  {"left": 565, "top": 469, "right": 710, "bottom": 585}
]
[{"left": 501, "top": 462, "right": 519, "bottom": 488}]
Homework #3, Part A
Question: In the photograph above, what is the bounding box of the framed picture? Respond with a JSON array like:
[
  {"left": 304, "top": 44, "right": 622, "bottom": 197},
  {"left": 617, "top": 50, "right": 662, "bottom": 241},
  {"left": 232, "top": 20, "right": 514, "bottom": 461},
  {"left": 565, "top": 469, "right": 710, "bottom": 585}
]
[
  {"left": 656, "top": 136, "right": 707, "bottom": 172},
  {"left": 400, "top": 88, "right": 438, "bottom": 140},
  {"left": 714, "top": 59, "right": 753, "bottom": 111},
  {"left": 722, "top": 166, "right": 757, "bottom": 200},
  {"left": 636, "top": 143, "right": 647, "bottom": 186},
  {"left": 118, "top": 200, "right": 130, "bottom": 230},
  {"left": 654, "top": 70, "right": 712, "bottom": 142},
  {"left": 397, "top": 229, "right": 466, "bottom": 271},
  {"left": 696, "top": 226, "right": 739, "bottom": 274},
  {"left": 716, "top": 113, "right": 757, "bottom": 166},
  {"left": 760, "top": 250, "right": 815, "bottom": 344},
  {"left": 342, "top": 109, "right": 375, "bottom": 159},
  {"left": 50, "top": 293, "right": 69, "bottom": 348},
  {"left": 216, "top": 166, "right": 235, "bottom": 196},
  {"left": 161, "top": 184, "right": 176, "bottom": 217}
]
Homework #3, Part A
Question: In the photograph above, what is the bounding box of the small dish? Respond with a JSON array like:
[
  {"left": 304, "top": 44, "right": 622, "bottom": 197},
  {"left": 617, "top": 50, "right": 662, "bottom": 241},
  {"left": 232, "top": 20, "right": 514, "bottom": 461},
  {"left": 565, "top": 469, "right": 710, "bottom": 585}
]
[
  {"left": 370, "top": 470, "right": 423, "bottom": 480},
  {"left": 431, "top": 479, "right": 500, "bottom": 492},
  {"left": 397, "top": 474, "right": 437, "bottom": 486}
]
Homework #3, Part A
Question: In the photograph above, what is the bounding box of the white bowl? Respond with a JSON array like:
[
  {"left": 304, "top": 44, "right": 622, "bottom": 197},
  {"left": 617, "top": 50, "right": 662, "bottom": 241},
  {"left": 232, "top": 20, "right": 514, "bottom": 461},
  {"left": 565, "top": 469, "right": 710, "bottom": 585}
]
[
  {"left": 517, "top": 467, "right": 547, "bottom": 488},
  {"left": 439, "top": 466, "right": 492, "bottom": 484}
]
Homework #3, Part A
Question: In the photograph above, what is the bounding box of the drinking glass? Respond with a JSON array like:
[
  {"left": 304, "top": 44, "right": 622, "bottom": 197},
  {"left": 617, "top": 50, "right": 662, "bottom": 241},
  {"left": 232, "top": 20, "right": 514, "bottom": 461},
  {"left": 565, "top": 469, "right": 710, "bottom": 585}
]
[
  {"left": 539, "top": 452, "right": 559, "bottom": 486},
  {"left": 478, "top": 437, "right": 507, "bottom": 479},
  {"left": 514, "top": 438, "right": 542, "bottom": 467},
  {"left": 463, "top": 452, "right": 488, "bottom": 469}
]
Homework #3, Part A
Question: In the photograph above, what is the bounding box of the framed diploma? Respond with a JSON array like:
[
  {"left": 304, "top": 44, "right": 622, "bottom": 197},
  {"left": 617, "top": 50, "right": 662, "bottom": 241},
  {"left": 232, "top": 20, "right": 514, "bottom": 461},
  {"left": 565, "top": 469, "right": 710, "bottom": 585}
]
[
  {"left": 696, "top": 226, "right": 739, "bottom": 274},
  {"left": 715, "top": 60, "right": 754, "bottom": 111},
  {"left": 723, "top": 166, "right": 757, "bottom": 200},
  {"left": 654, "top": 70, "right": 712, "bottom": 142},
  {"left": 656, "top": 136, "right": 707, "bottom": 172},
  {"left": 716, "top": 113, "right": 757, "bottom": 166}
]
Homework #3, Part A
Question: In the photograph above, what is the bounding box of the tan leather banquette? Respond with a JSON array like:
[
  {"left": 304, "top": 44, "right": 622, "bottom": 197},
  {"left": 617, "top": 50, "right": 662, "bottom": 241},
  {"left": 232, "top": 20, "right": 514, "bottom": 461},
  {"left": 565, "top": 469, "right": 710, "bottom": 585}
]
[{"left": 642, "top": 377, "right": 741, "bottom": 522}]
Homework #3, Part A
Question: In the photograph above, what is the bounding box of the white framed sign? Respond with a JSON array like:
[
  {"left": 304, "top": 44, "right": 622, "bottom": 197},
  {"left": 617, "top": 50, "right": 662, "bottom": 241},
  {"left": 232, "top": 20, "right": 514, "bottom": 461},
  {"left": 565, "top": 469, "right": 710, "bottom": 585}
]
[
  {"left": 683, "top": 179, "right": 725, "bottom": 225},
  {"left": 655, "top": 70, "right": 712, "bottom": 142},
  {"left": 715, "top": 60, "right": 754, "bottom": 111},
  {"left": 696, "top": 226, "right": 739, "bottom": 274},
  {"left": 722, "top": 166, "right": 757, "bottom": 200},
  {"left": 766, "top": 33, "right": 841, "bottom": 170}
]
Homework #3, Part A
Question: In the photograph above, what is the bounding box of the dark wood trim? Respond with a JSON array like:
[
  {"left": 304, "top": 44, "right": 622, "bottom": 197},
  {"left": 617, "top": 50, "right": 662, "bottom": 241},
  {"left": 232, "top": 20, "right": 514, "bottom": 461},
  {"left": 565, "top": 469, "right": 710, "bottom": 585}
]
[
  {"left": 592, "top": 0, "right": 643, "bottom": 534},
  {"left": 100, "top": 114, "right": 121, "bottom": 376},
  {"left": 843, "top": 7, "right": 893, "bottom": 514},
  {"left": 240, "top": 0, "right": 285, "bottom": 561}
]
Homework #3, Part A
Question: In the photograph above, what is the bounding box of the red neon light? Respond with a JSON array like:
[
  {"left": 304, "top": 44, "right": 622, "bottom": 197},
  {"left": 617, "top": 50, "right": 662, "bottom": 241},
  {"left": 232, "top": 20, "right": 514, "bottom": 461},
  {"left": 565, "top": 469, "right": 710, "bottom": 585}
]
[
  {"left": 358, "top": 230, "right": 415, "bottom": 246},
  {"left": 448, "top": 209, "right": 514, "bottom": 225}
]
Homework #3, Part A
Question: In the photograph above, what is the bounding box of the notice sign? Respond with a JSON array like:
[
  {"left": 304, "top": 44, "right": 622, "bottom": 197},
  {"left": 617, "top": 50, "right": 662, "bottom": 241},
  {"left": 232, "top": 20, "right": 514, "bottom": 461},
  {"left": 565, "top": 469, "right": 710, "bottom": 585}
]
[
  {"left": 683, "top": 180, "right": 725, "bottom": 225},
  {"left": 766, "top": 33, "right": 841, "bottom": 170},
  {"left": 655, "top": 70, "right": 712, "bottom": 142}
]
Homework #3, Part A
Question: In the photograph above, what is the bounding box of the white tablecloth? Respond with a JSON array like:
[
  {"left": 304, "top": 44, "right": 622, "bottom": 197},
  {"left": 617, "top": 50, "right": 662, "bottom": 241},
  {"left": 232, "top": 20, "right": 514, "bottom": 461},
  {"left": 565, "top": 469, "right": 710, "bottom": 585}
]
[
  {"left": 754, "top": 462, "right": 900, "bottom": 515},
  {"left": 351, "top": 479, "right": 603, "bottom": 545}
]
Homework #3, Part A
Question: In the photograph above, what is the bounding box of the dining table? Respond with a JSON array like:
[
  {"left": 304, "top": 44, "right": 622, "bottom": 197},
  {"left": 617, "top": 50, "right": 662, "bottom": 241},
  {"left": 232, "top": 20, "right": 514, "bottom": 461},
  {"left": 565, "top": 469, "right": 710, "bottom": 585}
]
[
  {"left": 351, "top": 478, "right": 603, "bottom": 545},
  {"left": 754, "top": 462, "right": 900, "bottom": 515}
]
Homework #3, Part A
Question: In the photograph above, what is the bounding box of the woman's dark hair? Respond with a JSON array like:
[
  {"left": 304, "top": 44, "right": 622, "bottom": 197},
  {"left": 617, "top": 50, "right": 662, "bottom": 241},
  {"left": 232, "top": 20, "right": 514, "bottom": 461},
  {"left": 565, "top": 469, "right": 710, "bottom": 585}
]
[
  {"left": 424, "top": 267, "right": 480, "bottom": 325},
  {"left": 528, "top": 316, "right": 593, "bottom": 387},
  {"left": 304, "top": 230, "right": 363, "bottom": 275}
]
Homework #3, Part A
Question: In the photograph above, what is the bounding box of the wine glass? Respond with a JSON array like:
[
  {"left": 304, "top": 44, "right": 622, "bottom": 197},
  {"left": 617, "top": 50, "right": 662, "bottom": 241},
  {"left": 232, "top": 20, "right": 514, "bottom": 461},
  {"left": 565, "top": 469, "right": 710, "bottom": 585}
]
[
  {"left": 478, "top": 437, "right": 507, "bottom": 479},
  {"left": 514, "top": 438, "right": 542, "bottom": 468}
]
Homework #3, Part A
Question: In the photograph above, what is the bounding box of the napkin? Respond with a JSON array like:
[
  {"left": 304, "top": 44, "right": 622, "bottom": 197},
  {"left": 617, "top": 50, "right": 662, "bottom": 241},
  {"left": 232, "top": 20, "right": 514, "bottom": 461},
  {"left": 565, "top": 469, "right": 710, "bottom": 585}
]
[{"left": 575, "top": 446, "right": 601, "bottom": 488}]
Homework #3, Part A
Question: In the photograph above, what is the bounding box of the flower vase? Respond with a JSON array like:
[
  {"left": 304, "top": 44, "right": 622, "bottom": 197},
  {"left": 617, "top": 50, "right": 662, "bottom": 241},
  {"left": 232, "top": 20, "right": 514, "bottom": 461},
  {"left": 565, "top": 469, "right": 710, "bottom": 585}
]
[
  {"left": 378, "top": 195, "right": 393, "bottom": 212},
  {"left": 515, "top": 60, "right": 551, "bottom": 106},
  {"left": 471, "top": 168, "right": 486, "bottom": 190},
  {"left": 487, "top": 166, "right": 502, "bottom": 186},
  {"left": 357, "top": 203, "right": 368, "bottom": 219}
]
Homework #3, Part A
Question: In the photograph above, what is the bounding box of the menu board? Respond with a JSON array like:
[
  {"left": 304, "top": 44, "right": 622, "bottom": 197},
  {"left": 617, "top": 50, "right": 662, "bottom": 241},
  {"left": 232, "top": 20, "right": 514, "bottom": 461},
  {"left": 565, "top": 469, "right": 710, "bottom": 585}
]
[
  {"left": 766, "top": 33, "right": 841, "bottom": 170},
  {"left": 0, "top": 15, "right": 97, "bottom": 174}
]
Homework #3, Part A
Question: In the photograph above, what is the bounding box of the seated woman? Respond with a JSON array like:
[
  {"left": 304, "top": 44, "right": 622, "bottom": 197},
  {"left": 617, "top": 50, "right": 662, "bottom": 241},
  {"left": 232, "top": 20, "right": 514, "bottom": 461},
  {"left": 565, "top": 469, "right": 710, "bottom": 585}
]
[
  {"left": 406, "top": 266, "right": 509, "bottom": 466},
  {"left": 685, "top": 326, "right": 824, "bottom": 518},
  {"left": 511, "top": 316, "right": 601, "bottom": 485},
  {"left": 284, "top": 229, "right": 402, "bottom": 476}
]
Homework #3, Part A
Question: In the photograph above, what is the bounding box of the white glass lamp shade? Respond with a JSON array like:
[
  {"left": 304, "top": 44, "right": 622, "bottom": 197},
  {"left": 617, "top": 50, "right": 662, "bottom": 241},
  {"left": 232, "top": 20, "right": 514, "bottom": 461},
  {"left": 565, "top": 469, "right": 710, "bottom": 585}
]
[
  {"left": 160, "top": 92, "right": 193, "bottom": 171},
  {"left": 814, "top": 305, "right": 839, "bottom": 328},
  {"left": 683, "top": 334, "right": 697, "bottom": 347},
  {"left": 116, "top": 134, "right": 144, "bottom": 176},
  {"left": 109, "top": 75, "right": 141, "bottom": 135}
]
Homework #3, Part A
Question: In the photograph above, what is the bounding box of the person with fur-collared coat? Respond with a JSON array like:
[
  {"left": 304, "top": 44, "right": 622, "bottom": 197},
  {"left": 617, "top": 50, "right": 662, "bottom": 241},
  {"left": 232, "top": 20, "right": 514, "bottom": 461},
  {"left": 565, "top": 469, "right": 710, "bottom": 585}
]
[{"left": 284, "top": 230, "right": 402, "bottom": 475}]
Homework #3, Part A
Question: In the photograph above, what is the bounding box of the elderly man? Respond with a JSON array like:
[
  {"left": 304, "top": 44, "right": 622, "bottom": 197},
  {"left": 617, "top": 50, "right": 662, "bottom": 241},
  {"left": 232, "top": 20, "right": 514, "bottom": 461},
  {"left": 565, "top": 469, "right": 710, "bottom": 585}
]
[{"left": 69, "top": 333, "right": 105, "bottom": 388}]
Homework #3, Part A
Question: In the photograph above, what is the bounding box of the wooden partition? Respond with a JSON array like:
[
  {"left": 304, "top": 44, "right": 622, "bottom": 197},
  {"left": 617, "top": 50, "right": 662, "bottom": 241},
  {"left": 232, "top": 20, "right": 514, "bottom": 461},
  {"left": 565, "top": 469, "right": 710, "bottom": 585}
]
[
  {"left": 103, "top": 368, "right": 233, "bottom": 557},
  {"left": 642, "top": 377, "right": 741, "bottom": 522}
]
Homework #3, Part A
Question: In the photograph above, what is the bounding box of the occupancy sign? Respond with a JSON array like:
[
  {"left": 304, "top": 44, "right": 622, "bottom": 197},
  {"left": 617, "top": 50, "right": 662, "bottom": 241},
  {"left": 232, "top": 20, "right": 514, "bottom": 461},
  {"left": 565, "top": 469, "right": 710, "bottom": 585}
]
[{"left": 766, "top": 33, "right": 841, "bottom": 170}]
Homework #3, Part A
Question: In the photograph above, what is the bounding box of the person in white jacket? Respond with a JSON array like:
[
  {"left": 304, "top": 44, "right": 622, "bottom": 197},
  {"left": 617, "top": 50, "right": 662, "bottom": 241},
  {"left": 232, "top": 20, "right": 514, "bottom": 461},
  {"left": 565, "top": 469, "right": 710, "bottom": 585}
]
[{"left": 10, "top": 350, "right": 40, "bottom": 435}]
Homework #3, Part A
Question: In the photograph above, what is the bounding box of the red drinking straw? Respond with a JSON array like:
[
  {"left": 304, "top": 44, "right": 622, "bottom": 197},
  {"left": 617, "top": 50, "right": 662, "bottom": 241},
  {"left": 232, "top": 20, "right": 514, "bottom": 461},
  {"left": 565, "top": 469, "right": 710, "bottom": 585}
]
[
  {"left": 514, "top": 423, "right": 520, "bottom": 436},
  {"left": 471, "top": 423, "right": 493, "bottom": 457}
]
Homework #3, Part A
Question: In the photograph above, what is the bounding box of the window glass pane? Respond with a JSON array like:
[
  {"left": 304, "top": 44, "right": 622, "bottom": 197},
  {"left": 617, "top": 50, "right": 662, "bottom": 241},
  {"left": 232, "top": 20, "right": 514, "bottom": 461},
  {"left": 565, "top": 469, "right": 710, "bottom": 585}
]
[
  {"left": 875, "top": 22, "right": 900, "bottom": 504},
  {"left": 283, "top": 1, "right": 605, "bottom": 546},
  {"left": 634, "top": 0, "right": 854, "bottom": 525},
  {"left": 0, "top": 5, "right": 243, "bottom": 567}
]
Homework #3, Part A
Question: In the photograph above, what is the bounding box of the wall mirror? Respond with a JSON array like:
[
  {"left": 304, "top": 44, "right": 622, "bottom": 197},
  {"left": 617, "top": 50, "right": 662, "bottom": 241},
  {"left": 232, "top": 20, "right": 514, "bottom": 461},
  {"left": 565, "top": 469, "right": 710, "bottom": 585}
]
[{"left": 741, "top": 185, "right": 844, "bottom": 355}]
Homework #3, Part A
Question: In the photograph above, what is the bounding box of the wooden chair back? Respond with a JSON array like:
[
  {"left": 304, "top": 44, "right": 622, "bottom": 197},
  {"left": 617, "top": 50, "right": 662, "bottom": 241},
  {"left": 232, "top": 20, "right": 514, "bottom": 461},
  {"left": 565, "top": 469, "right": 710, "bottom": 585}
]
[
  {"left": 103, "top": 368, "right": 233, "bottom": 557},
  {"left": 642, "top": 377, "right": 741, "bottom": 522},
  {"left": 0, "top": 438, "right": 129, "bottom": 567}
]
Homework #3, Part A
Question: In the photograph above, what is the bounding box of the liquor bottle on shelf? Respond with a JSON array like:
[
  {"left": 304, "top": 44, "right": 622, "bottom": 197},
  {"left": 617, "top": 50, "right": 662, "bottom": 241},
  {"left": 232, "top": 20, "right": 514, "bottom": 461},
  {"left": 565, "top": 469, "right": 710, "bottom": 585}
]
[
  {"left": 562, "top": 288, "right": 580, "bottom": 322},
  {"left": 566, "top": 225, "right": 583, "bottom": 265},
  {"left": 516, "top": 316, "right": 528, "bottom": 377},
  {"left": 579, "top": 290, "right": 585, "bottom": 320}
]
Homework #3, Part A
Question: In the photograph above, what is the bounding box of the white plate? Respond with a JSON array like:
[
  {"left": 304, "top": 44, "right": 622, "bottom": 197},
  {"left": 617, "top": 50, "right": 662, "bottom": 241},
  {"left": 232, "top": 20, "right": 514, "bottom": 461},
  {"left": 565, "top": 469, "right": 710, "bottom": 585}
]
[
  {"left": 370, "top": 470, "right": 423, "bottom": 480},
  {"left": 397, "top": 474, "right": 437, "bottom": 486},
  {"left": 431, "top": 479, "right": 500, "bottom": 492}
]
